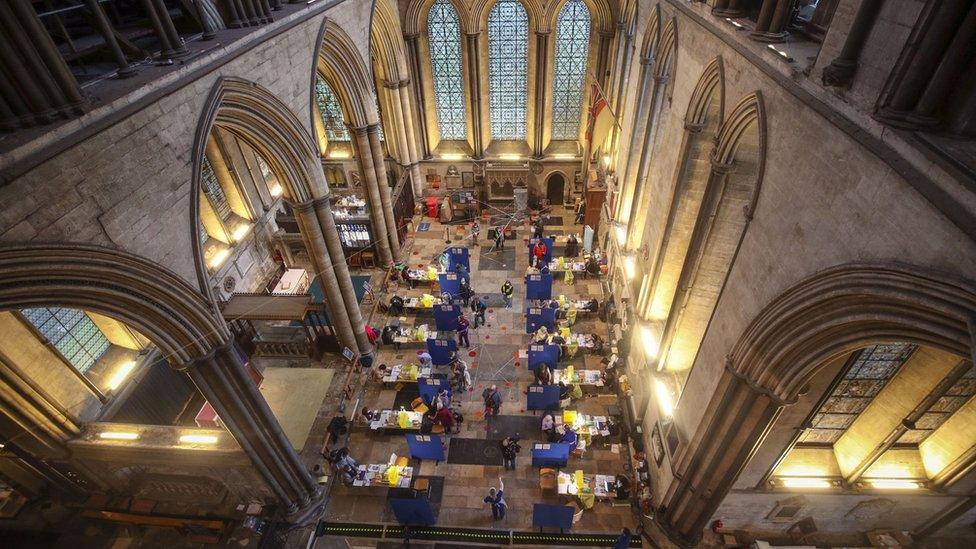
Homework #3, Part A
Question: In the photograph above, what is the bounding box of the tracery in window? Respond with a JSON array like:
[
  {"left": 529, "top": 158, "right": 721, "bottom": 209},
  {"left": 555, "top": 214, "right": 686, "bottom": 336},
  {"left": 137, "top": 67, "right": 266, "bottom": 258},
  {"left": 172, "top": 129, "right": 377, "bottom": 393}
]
[
  {"left": 551, "top": 0, "right": 590, "bottom": 141},
  {"left": 22, "top": 308, "right": 110, "bottom": 373},
  {"left": 427, "top": 0, "right": 467, "bottom": 140},
  {"left": 201, "top": 155, "right": 231, "bottom": 221},
  {"left": 315, "top": 77, "right": 351, "bottom": 142},
  {"left": 487, "top": 0, "right": 529, "bottom": 140}
]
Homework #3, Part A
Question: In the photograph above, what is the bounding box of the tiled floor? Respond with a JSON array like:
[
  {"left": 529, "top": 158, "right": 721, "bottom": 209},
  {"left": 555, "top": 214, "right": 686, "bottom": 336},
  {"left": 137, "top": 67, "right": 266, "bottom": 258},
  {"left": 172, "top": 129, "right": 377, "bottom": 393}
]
[{"left": 323, "top": 206, "right": 636, "bottom": 535}]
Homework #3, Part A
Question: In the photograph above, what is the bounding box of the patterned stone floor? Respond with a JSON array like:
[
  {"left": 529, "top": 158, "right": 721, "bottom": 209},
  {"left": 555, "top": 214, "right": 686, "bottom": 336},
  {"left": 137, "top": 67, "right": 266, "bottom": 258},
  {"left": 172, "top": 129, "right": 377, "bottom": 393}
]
[{"left": 323, "top": 206, "right": 636, "bottom": 535}]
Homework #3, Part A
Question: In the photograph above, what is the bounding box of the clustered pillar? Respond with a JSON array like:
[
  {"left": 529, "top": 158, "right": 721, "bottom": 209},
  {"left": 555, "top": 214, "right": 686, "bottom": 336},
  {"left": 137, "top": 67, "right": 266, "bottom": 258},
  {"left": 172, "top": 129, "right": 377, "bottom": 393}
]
[
  {"left": 822, "top": 0, "right": 883, "bottom": 88},
  {"left": 351, "top": 126, "right": 394, "bottom": 267},
  {"left": 532, "top": 31, "right": 550, "bottom": 159},
  {"left": 0, "top": 0, "right": 86, "bottom": 130},
  {"left": 403, "top": 34, "right": 432, "bottom": 159},
  {"left": 625, "top": 72, "right": 669, "bottom": 249},
  {"left": 367, "top": 124, "right": 401, "bottom": 259},
  {"left": 185, "top": 343, "right": 324, "bottom": 523},
  {"left": 616, "top": 54, "right": 655, "bottom": 225},
  {"left": 464, "top": 32, "right": 485, "bottom": 158}
]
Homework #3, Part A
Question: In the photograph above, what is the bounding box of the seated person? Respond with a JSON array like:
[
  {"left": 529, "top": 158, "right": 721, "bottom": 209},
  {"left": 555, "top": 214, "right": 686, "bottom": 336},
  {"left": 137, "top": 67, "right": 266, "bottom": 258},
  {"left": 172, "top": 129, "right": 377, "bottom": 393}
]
[
  {"left": 558, "top": 381, "right": 572, "bottom": 401},
  {"left": 361, "top": 408, "right": 377, "bottom": 423},
  {"left": 417, "top": 351, "right": 433, "bottom": 369},
  {"left": 400, "top": 267, "right": 414, "bottom": 289},
  {"left": 541, "top": 413, "right": 557, "bottom": 442},
  {"left": 560, "top": 427, "right": 579, "bottom": 450},
  {"left": 534, "top": 363, "right": 553, "bottom": 385},
  {"left": 565, "top": 234, "right": 580, "bottom": 258},
  {"left": 533, "top": 325, "right": 550, "bottom": 343},
  {"left": 370, "top": 363, "right": 388, "bottom": 382},
  {"left": 381, "top": 325, "right": 397, "bottom": 348},
  {"left": 614, "top": 475, "right": 631, "bottom": 500},
  {"left": 389, "top": 294, "right": 404, "bottom": 316},
  {"left": 585, "top": 256, "right": 600, "bottom": 277}
]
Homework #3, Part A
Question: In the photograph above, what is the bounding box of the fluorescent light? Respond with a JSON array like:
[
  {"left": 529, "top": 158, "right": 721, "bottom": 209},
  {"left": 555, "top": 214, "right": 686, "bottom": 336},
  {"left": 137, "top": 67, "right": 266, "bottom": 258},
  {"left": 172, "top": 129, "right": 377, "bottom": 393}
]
[
  {"left": 780, "top": 477, "right": 831, "bottom": 489},
  {"left": 623, "top": 255, "right": 636, "bottom": 280},
  {"left": 179, "top": 434, "right": 219, "bottom": 444},
  {"left": 552, "top": 154, "right": 576, "bottom": 160},
  {"left": 99, "top": 432, "right": 139, "bottom": 440},
  {"left": 640, "top": 324, "right": 660, "bottom": 360},
  {"left": 440, "top": 153, "right": 464, "bottom": 161},
  {"left": 654, "top": 379, "right": 674, "bottom": 417},
  {"left": 499, "top": 154, "right": 521, "bottom": 161},
  {"left": 107, "top": 361, "right": 136, "bottom": 391},
  {"left": 602, "top": 154, "right": 611, "bottom": 166},
  {"left": 269, "top": 182, "right": 283, "bottom": 197},
  {"left": 231, "top": 222, "right": 251, "bottom": 242},
  {"left": 867, "top": 479, "right": 920, "bottom": 490},
  {"left": 208, "top": 247, "right": 230, "bottom": 270},
  {"left": 328, "top": 150, "right": 351, "bottom": 159}
]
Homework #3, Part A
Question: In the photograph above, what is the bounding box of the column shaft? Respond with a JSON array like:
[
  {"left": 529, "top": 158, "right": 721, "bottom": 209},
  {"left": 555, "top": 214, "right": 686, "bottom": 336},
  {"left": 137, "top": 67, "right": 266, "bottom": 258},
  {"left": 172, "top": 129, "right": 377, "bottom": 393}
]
[
  {"left": 396, "top": 82, "right": 425, "bottom": 196},
  {"left": 294, "top": 202, "right": 358, "bottom": 353},
  {"left": 368, "top": 125, "right": 401, "bottom": 259},
  {"left": 822, "top": 0, "right": 883, "bottom": 87},
  {"left": 617, "top": 57, "right": 654, "bottom": 224},
  {"left": 465, "top": 33, "right": 485, "bottom": 158},
  {"left": 386, "top": 82, "right": 412, "bottom": 172},
  {"left": 532, "top": 32, "right": 549, "bottom": 158},
  {"left": 352, "top": 128, "right": 393, "bottom": 266},
  {"left": 625, "top": 77, "right": 665, "bottom": 249},
  {"left": 404, "top": 34, "right": 432, "bottom": 159},
  {"left": 84, "top": 0, "right": 136, "bottom": 76},
  {"left": 149, "top": 0, "right": 186, "bottom": 55},
  {"left": 906, "top": 3, "right": 976, "bottom": 127}
]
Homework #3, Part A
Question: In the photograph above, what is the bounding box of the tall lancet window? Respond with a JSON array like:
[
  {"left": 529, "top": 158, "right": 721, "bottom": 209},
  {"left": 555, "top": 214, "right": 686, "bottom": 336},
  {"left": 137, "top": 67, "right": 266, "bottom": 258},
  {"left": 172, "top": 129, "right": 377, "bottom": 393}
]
[
  {"left": 487, "top": 0, "right": 529, "bottom": 140},
  {"left": 428, "top": 0, "right": 467, "bottom": 140},
  {"left": 551, "top": 0, "right": 590, "bottom": 140},
  {"left": 315, "top": 77, "right": 350, "bottom": 142}
]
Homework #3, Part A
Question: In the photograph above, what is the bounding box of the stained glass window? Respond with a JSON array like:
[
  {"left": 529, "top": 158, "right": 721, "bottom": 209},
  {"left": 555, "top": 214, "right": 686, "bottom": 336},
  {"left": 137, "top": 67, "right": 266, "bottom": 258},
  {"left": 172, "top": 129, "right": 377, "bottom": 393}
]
[
  {"left": 22, "top": 308, "right": 110, "bottom": 373},
  {"left": 315, "top": 77, "right": 350, "bottom": 142},
  {"left": 428, "top": 0, "right": 467, "bottom": 140},
  {"left": 201, "top": 155, "right": 231, "bottom": 222},
  {"left": 487, "top": 0, "right": 529, "bottom": 140},
  {"left": 551, "top": 0, "right": 590, "bottom": 140}
]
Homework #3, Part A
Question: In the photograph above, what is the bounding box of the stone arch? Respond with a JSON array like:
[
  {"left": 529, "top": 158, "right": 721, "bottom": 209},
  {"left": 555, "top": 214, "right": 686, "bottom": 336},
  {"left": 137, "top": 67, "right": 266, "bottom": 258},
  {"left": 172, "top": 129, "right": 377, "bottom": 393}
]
[
  {"left": 404, "top": 0, "right": 471, "bottom": 35},
  {"left": 655, "top": 18, "right": 678, "bottom": 81},
  {"left": 0, "top": 244, "right": 226, "bottom": 368},
  {"left": 191, "top": 77, "right": 323, "bottom": 296},
  {"left": 315, "top": 20, "right": 377, "bottom": 127},
  {"left": 471, "top": 0, "right": 543, "bottom": 33},
  {"left": 660, "top": 263, "right": 976, "bottom": 545},
  {"left": 542, "top": 0, "right": 614, "bottom": 34},
  {"left": 371, "top": 0, "right": 410, "bottom": 81},
  {"left": 638, "top": 57, "right": 725, "bottom": 318},
  {"left": 655, "top": 92, "right": 766, "bottom": 378},
  {"left": 639, "top": 5, "right": 661, "bottom": 61}
]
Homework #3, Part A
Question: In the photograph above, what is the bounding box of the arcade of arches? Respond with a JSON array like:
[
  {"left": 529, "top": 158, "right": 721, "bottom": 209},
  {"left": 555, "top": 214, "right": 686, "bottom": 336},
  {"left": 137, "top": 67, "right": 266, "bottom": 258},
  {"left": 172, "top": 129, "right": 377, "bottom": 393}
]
[{"left": 0, "top": 0, "right": 974, "bottom": 547}]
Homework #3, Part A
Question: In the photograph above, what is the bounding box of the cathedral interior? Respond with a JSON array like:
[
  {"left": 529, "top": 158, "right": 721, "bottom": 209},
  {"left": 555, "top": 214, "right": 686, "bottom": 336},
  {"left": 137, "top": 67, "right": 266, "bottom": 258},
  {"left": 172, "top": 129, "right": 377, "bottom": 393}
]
[{"left": 0, "top": 0, "right": 974, "bottom": 547}]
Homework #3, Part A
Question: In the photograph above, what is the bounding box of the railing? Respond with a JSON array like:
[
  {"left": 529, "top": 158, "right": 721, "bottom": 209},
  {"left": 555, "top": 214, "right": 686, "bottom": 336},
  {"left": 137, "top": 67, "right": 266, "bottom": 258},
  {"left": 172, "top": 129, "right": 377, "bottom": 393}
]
[{"left": 1, "top": 0, "right": 284, "bottom": 131}]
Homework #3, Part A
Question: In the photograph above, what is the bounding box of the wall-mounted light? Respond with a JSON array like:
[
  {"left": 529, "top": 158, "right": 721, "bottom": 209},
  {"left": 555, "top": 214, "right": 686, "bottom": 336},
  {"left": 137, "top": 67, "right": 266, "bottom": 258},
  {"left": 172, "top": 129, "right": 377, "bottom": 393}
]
[
  {"left": 499, "top": 154, "right": 522, "bottom": 161},
  {"left": 179, "top": 434, "right": 219, "bottom": 445},
  {"left": 227, "top": 213, "right": 252, "bottom": 242},
  {"left": 623, "top": 254, "right": 636, "bottom": 280},
  {"left": 767, "top": 44, "right": 794, "bottom": 62},
  {"left": 640, "top": 323, "right": 660, "bottom": 360},
  {"left": 107, "top": 361, "right": 136, "bottom": 391},
  {"left": 440, "top": 153, "right": 465, "bottom": 161},
  {"left": 654, "top": 378, "right": 674, "bottom": 418},
  {"left": 99, "top": 432, "right": 139, "bottom": 441},
  {"left": 865, "top": 479, "right": 922, "bottom": 490},
  {"left": 269, "top": 182, "right": 283, "bottom": 197},
  {"left": 552, "top": 154, "right": 576, "bottom": 160},
  {"left": 614, "top": 222, "right": 627, "bottom": 246},
  {"left": 204, "top": 239, "right": 231, "bottom": 270},
  {"left": 328, "top": 150, "right": 351, "bottom": 159},
  {"left": 779, "top": 477, "right": 832, "bottom": 489}
]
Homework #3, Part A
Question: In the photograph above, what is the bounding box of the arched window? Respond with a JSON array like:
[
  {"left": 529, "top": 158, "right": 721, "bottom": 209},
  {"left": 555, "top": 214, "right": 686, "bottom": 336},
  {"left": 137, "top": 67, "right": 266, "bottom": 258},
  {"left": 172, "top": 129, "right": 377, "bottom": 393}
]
[
  {"left": 551, "top": 0, "right": 590, "bottom": 141},
  {"left": 21, "top": 308, "right": 110, "bottom": 373},
  {"left": 487, "top": 0, "right": 529, "bottom": 140},
  {"left": 427, "top": 0, "right": 467, "bottom": 140},
  {"left": 314, "top": 77, "right": 350, "bottom": 142}
]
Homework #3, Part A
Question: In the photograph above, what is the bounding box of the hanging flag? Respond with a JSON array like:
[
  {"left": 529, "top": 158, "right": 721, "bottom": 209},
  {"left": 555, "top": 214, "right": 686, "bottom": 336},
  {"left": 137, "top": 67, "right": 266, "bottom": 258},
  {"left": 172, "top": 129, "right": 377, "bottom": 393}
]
[{"left": 585, "top": 81, "right": 615, "bottom": 151}]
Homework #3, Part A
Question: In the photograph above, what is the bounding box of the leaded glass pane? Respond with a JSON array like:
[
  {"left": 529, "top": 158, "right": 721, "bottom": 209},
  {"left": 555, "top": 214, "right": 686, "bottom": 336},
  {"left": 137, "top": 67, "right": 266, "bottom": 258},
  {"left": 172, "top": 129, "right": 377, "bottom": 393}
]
[
  {"left": 315, "top": 77, "right": 351, "bottom": 142},
  {"left": 201, "top": 155, "right": 231, "bottom": 221},
  {"left": 428, "top": 0, "right": 467, "bottom": 140},
  {"left": 22, "top": 307, "right": 110, "bottom": 373},
  {"left": 551, "top": 0, "right": 590, "bottom": 140},
  {"left": 487, "top": 0, "right": 528, "bottom": 140}
]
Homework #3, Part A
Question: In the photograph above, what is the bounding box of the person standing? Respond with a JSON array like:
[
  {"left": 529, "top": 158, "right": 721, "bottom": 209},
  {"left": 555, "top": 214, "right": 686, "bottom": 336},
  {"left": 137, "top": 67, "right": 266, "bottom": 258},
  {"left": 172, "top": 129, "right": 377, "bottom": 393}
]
[
  {"left": 483, "top": 477, "right": 507, "bottom": 520},
  {"left": 471, "top": 221, "right": 481, "bottom": 246},
  {"left": 613, "top": 528, "right": 632, "bottom": 549},
  {"left": 482, "top": 384, "right": 502, "bottom": 418},
  {"left": 459, "top": 278, "right": 473, "bottom": 308},
  {"left": 574, "top": 198, "right": 586, "bottom": 224},
  {"left": 365, "top": 324, "right": 379, "bottom": 347},
  {"left": 457, "top": 314, "right": 471, "bottom": 348},
  {"left": 492, "top": 226, "right": 506, "bottom": 251},
  {"left": 532, "top": 239, "right": 548, "bottom": 267},
  {"left": 500, "top": 435, "right": 521, "bottom": 470},
  {"left": 473, "top": 295, "right": 488, "bottom": 328},
  {"left": 501, "top": 280, "right": 514, "bottom": 307}
]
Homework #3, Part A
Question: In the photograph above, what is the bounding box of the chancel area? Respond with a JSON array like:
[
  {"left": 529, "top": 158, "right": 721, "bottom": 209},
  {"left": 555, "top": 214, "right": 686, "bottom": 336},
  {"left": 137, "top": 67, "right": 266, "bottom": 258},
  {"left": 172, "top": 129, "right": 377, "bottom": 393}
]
[{"left": 0, "top": 0, "right": 975, "bottom": 548}]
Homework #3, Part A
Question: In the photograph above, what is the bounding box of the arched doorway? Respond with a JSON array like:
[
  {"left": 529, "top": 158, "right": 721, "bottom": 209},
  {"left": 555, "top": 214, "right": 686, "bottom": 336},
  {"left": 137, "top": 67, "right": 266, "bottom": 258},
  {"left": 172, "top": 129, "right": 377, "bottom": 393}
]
[{"left": 546, "top": 172, "right": 565, "bottom": 204}]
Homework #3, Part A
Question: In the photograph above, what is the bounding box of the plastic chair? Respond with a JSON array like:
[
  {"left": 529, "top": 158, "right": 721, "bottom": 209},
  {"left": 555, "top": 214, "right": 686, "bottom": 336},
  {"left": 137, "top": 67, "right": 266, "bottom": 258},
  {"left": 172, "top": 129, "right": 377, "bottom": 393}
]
[
  {"left": 539, "top": 468, "right": 557, "bottom": 495},
  {"left": 431, "top": 423, "right": 446, "bottom": 435},
  {"left": 396, "top": 456, "right": 409, "bottom": 468},
  {"left": 411, "top": 398, "right": 429, "bottom": 414}
]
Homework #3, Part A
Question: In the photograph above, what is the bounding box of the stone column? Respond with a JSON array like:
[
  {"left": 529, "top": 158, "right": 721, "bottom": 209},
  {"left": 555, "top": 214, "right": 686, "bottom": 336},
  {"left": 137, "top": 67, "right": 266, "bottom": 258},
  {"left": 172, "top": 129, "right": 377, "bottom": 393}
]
[
  {"left": 750, "top": 0, "right": 794, "bottom": 43},
  {"left": 595, "top": 31, "right": 615, "bottom": 89},
  {"left": 616, "top": 56, "right": 654, "bottom": 224},
  {"left": 532, "top": 31, "right": 550, "bottom": 158},
  {"left": 404, "top": 34, "right": 432, "bottom": 159},
  {"left": 223, "top": 0, "right": 245, "bottom": 28},
  {"left": 385, "top": 80, "right": 413, "bottom": 174},
  {"left": 607, "top": 25, "right": 634, "bottom": 172},
  {"left": 396, "top": 81, "right": 425, "bottom": 196},
  {"left": 368, "top": 124, "right": 401, "bottom": 260},
  {"left": 658, "top": 369, "right": 783, "bottom": 546},
  {"left": 464, "top": 32, "right": 485, "bottom": 158},
  {"left": 185, "top": 343, "right": 324, "bottom": 523},
  {"left": 293, "top": 201, "right": 357, "bottom": 353},
  {"left": 712, "top": 0, "right": 745, "bottom": 17},
  {"left": 625, "top": 74, "right": 667, "bottom": 249},
  {"left": 351, "top": 127, "right": 393, "bottom": 266},
  {"left": 822, "top": 0, "right": 883, "bottom": 88},
  {"left": 84, "top": 0, "right": 136, "bottom": 77},
  {"left": 0, "top": 0, "right": 86, "bottom": 130}
]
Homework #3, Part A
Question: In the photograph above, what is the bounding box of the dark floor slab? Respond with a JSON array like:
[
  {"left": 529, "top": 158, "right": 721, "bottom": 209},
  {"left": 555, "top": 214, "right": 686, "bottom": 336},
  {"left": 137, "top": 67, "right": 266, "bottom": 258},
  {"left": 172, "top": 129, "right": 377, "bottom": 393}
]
[
  {"left": 486, "top": 415, "right": 543, "bottom": 440},
  {"left": 393, "top": 384, "right": 421, "bottom": 410},
  {"left": 447, "top": 437, "right": 503, "bottom": 466},
  {"left": 543, "top": 216, "right": 564, "bottom": 225},
  {"left": 477, "top": 246, "right": 516, "bottom": 270}
]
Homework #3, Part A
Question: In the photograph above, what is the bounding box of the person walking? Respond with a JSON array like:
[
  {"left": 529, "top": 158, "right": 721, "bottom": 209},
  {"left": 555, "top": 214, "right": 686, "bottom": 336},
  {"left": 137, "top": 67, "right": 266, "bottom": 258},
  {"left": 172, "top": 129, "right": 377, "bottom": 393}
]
[
  {"left": 482, "top": 384, "right": 502, "bottom": 418},
  {"left": 613, "top": 528, "right": 632, "bottom": 549},
  {"left": 459, "top": 278, "right": 473, "bottom": 308},
  {"left": 492, "top": 226, "right": 506, "bottom": 251},
  {"left": 500, "top": 435, "right": 521, "bottom": 470},
  {"left": 473, "top": 294, "right": 488, "bottom": 328},
  {"left": 470, "top": 221, "right": 481, "bottom": 246},
  {"left": 532, "top": 239, "right": 548, "bottom": 267},
  {"left": 457, "top": 314, "right": 471, "bottom": 348},
  {"left": 483, "top": 477, "right": 507, "bottom": 521},
  {"left": 501, "top": 280, "right": 514, "bottom": 307},
  {"left": 365, "top": 324, "right": 379, "bottom": 347}
]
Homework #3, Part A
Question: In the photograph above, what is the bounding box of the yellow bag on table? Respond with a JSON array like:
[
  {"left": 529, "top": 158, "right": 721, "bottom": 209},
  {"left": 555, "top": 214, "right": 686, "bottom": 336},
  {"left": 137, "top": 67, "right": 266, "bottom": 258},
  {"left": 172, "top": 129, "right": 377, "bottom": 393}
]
[
  {"left": 404, "top": 363, "right": 419, "bottom": 380},
  {"left": 574, "top": 470, "right": 585, "bottom": 491},
  {"left": 563, "top": 409, "right": 577, "bottom": 425},
  {"left": 565, "top": 365, "right": 575, "bottom": 382},
  {"left": 421, "top": 294, "right": 434, "bottom": 308},
  {"left": 386, "top": 465, "right": 400, "bottom": 486},
  {"left": 557, "top": 257, "right": 566, "bottom": 269},
  {"left": 559, "top": 327, "right": 571, "bottom": 339},
  {"left": 566, "top": 308, "right": 577, "bottom": 326},
  {"left": 564, "top": 269, "right": 574, "bottom": 285},
  {"left": 398, "top": 410, "right": 412, "bottom": 428},
  {"left": 426, "top": 266, "right": 438, "bottom": 280}
]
